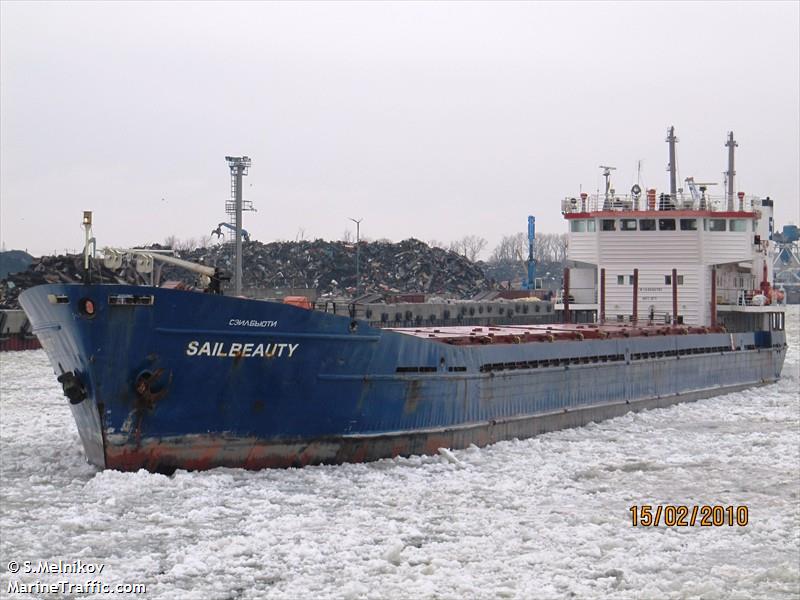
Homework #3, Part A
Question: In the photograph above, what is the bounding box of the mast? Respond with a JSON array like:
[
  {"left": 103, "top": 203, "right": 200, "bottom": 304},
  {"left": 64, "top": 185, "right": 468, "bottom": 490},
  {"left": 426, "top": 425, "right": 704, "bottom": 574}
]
[
  {"left": 225, "top": 156, "right": 253, "bottom": 296},
  {"left": 666, "top": 126, "right": 678, "bottom": 202},
  {"left": 725, "top": 131, "right": 737, "bottom": 211}
]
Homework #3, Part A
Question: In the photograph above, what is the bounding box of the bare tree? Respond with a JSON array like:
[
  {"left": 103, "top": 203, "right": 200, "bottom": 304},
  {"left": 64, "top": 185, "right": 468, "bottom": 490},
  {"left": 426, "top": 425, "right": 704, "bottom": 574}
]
[
  {"left": 555, "top": 233, "right": 568, "bottom": 262},
  {"left": 448, "top": 240, "right": 464, "bottom": 255},
  {"left": 490, "top": 233, "right": 527, "bottom": 263},
  {"left": 488, "top": 232, "right": 568, "bottom": 265},
  {"left": 461, "top": 235, "right": 488, "bottom": 262},
  {"left": 535, "top": 233, "right": 557, "bottom": 263},
  {"left": 176, "top": 237, "right": 197, "bottom": 252},
  {"left": 163, "top": 236, "right": 212, "bottom": 252},
  {"left": 341, "top": 229, "right": 354, "bottom": 243},
  {"left": 534, "top": 233, "right": 551, "bottom": 263},
  {"left": 446, "top": 235, "right": 487, "bottom": 261}
]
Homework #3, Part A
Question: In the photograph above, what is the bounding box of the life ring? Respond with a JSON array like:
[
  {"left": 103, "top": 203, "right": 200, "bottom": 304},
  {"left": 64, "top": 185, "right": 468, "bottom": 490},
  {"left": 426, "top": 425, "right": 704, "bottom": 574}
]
[{"left": 631, "top": 184, "right": 642, "bottom": 197}]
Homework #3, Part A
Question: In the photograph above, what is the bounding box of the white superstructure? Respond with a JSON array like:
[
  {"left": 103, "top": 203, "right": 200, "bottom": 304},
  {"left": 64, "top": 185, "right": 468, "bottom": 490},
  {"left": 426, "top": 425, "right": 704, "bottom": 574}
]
[{"left": 557, "top": 129, "right": 785, "bottom": 329}]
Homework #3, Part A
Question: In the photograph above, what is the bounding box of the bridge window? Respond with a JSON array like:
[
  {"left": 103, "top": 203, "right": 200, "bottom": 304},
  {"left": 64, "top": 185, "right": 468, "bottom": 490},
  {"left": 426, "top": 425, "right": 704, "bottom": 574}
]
[
  {"left": 617, "top": 275, "right": 625, "bottom": 285},
  {"left": 707, "top": 219, "right": 727, "bottom": 232},
  {"left": 658, "top": 219, "right": 676, "bottom": 231},
  {"left": 621, "top": 219, "right": 637, "bottom": 231},
  {"left": 601, "top": 219, "right": 616, "bottom": 231},
  {"left": 730, "top": 219, "right": 747, "bottom": 232},
  {"left": 665, "top": 274, "right": 685, "bottom": 285},
  {"left": 586, "top": 220, "right": 596, "bottom": 232},
  {"left": 640, "top": 219, "right": 656, "bottom": 231},
  {"left": 680, "top": 219, "right": 698, "bottom": 231},
  {"left": 570, "top": 220, "right": 586, "bottom": 232}
]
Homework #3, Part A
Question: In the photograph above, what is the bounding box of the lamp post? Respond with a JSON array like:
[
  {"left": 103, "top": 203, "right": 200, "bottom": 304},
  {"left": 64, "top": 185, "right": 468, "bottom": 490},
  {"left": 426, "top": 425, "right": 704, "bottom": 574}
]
[{"left": 348, "top": 217, "right": 363, "bottom": 297}]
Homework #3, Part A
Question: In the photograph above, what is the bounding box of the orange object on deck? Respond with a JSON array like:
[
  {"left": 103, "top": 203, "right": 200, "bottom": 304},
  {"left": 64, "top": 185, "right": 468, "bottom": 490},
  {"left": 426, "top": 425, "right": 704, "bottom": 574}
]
[
  {"left": 647, "top": 188, "right": 657, "bottom": 210},
  {"left": 283, "top": 296, "right": 312, "bottom": 310}
]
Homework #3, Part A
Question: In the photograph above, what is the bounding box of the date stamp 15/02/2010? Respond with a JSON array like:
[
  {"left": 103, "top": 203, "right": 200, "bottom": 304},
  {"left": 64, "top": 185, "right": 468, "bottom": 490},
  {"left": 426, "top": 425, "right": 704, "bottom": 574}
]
[{"left": 629, "top": 505, "right": 749, "bottom": 527}]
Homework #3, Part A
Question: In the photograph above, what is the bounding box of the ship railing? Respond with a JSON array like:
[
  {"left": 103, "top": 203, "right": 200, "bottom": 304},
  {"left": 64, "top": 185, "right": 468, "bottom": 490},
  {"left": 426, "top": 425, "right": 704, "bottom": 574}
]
[
  {"left": 312, "top": 300, "right": 557, "bottom": 327},
  {"left": 715, "top": 287, "right": 785, "bottom": 307},
  {"left": 561, "top": 193, "right": 762, "bottom": 214},
  {"left": 368, "top": 315, "right": 554, "bottom": 329},
  {"left": 554, "top": 287, "right": 597, "bottom": 305},
  {"left": 600, "top": 313, "right": 675, "bottom": 325}
]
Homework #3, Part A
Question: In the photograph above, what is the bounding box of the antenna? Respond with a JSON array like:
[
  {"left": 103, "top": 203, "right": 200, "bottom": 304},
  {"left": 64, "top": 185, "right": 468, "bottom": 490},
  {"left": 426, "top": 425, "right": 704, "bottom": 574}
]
[{"left": 599, "top": 165, "right": 616, "bottom": 208}]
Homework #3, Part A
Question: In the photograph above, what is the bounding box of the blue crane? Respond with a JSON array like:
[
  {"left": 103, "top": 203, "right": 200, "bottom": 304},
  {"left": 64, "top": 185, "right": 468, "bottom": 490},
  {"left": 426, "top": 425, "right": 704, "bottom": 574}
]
[
  {"left": 211, "top": 222, "right": 250, "bottom": 243},
  {"left": 523, "top": 215, "right": 536, "bottom": 290}
]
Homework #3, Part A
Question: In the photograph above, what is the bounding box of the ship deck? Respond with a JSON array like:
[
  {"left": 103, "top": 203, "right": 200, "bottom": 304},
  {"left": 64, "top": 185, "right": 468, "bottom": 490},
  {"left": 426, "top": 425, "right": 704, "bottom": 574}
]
[{"left": 387, "top": 323, "right": 721, "bottom": 345}]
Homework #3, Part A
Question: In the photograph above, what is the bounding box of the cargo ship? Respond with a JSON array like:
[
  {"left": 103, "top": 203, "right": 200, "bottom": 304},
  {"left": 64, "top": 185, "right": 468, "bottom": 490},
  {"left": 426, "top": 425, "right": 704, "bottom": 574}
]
[{"left": 19, "top": 129, "right": 787, "bottom": 472}]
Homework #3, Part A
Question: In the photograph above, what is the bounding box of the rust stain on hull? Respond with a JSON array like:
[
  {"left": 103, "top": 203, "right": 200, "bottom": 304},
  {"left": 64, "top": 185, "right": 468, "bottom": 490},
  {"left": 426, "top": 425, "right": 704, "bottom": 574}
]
[
  {"left": 403, "top": 380, "right": 422, "bottom": 415},
  {"left": 130, "top": 367, "right": 172, "bottom": 446},
  {"left": 101, "top": 380, "right": 768, "bottom": 473}
]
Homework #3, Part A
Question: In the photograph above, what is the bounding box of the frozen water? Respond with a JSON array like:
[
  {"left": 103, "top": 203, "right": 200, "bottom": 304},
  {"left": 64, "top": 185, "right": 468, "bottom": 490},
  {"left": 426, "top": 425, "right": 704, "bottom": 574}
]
[{"left": 1, "top": 308, "right": 798, "bottom": 599}]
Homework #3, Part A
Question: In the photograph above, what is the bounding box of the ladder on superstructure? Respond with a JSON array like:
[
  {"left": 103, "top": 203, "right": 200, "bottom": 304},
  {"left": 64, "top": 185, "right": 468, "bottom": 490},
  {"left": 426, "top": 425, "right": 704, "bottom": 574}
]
[{"left": 225, "top": 165, "right": 254, "bottom": 244}]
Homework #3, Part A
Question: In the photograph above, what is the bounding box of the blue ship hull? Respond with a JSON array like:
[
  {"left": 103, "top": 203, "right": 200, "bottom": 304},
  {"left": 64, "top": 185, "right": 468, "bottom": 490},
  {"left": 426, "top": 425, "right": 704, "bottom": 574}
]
[{"left": 20, "top": 283, "right": 787, "bottom": 472}]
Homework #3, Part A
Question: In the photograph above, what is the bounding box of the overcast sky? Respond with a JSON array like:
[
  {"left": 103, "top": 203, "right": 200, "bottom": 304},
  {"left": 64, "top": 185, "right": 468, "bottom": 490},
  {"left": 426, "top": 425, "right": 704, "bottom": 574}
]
[{"left": 1, "top": 1, "right": 798, "bottom": 257}]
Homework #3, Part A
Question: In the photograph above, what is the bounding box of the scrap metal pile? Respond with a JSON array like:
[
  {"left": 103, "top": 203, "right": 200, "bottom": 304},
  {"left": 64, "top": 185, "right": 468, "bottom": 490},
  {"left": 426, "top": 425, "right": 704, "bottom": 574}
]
[
  {"left": 0, "top": 254, "right": 152, "bottom": 308},
  {"left": 0, "top": 239, "right": 489, "bottom": 308}
]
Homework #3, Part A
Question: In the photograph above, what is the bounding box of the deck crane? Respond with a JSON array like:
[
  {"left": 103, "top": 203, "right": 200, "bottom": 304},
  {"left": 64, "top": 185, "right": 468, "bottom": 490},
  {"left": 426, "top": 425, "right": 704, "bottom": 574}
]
[{"left": 684, "top": 177, "right": 717, "bottom": 210}]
